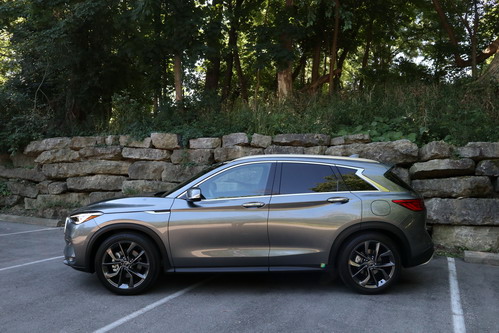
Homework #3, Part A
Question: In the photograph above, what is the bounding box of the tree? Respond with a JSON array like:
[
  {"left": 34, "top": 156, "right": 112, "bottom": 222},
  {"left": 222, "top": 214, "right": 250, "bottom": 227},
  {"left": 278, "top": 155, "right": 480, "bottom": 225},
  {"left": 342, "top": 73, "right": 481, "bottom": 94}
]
[{"left": 432, "top": 0, "right": 499, "bottom": 77}]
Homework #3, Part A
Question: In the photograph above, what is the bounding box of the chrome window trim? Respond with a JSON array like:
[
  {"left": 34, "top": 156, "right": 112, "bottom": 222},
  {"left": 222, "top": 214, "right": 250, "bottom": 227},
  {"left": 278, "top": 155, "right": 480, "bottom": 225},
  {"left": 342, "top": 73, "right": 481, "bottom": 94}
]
[
  {"left": 195, "top": 195, "right": 272, "bottom": 202},
  {"left": 271, "top": 191, "right": 351, "bottom": 198},
  {"left": 276, "top": 160, "right": 335, "bottom": 166},
  {"left": 176, "top": 159, "right": 387, "bottom": 200},
  {"left": 234, "top": 154, "right": 379, "bottom": 164}
]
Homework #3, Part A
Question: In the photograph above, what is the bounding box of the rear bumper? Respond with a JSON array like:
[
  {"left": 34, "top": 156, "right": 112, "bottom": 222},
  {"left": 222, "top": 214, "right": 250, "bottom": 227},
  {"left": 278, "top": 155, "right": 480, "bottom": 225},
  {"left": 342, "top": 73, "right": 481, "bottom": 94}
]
[{"left": 405, "top": 245, "right": 434, "bottom": 267}]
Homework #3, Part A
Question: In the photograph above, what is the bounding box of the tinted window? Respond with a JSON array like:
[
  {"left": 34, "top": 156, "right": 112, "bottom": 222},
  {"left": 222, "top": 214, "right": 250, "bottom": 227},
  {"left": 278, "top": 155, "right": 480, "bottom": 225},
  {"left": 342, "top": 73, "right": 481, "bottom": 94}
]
[
  {"left": 280, "top": 163, "right": 342, "bottom": 194},
  {"left": 165, "top": 163, "right": 222, "bottom": 196},
  {"left": 337, "top": 167, "right": 377, "bottom": 191},
  {"left": 199, "top": 163, "right": 272, "bottom": 199},
  {"left": 384, "top": 168, "right": 414, "bottom": 192}
]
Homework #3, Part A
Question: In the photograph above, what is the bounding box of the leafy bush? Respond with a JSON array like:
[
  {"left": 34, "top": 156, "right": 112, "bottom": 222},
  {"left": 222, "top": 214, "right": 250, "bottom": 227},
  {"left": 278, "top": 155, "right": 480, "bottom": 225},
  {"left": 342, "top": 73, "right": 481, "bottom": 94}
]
[
  {"left": 0, "top": 83, "right": 497, "bottom": 153},
  {"left": 105, "top": 83, "right": 498, "bottom": 146},
  {"left": 108, "top": 91, "right": 154, "bottom": 139},
  {"left": 0, "top": 84, "right": 59, "bottom": 153},
  {"left": 0, "top": 182, "right": 11, "bottom": 196}
]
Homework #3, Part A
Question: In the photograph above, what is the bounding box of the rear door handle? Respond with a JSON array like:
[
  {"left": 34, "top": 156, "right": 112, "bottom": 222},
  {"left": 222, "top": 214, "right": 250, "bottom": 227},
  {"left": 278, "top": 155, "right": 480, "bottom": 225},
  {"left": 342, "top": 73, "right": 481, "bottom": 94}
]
[
  {"left": 242, "top": 202, "right": 265, "bottom": 208},
  {"left": 327, "top": 197, "right": 349, "bottom": 204}
]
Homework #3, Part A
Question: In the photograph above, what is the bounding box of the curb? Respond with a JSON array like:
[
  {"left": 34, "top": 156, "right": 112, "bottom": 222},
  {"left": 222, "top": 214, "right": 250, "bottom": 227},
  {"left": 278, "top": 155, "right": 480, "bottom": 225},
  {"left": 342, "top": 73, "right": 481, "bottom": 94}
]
[
  {"left": 0, "top": 214, "right": 60, "bottom": 228},
  {"left": 464, "top": 250, "right": 499, "bottom": 266}
]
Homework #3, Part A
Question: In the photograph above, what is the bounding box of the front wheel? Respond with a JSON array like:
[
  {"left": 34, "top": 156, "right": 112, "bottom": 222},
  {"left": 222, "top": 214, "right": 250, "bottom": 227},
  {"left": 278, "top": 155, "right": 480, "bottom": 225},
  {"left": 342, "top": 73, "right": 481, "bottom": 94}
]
[
  {"left": 94, "top": 233, "right": 160, "bottom": 295},
  {"left": 338, "top": 233, "right": 401, "bottom": 294}
]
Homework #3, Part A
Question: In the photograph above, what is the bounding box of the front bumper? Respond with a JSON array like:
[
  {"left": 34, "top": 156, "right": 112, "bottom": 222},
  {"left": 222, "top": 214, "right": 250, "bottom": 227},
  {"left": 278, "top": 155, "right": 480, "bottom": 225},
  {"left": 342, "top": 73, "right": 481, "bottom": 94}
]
[{"left": 63, "top": 216, "right": 99, "bottom": 272}]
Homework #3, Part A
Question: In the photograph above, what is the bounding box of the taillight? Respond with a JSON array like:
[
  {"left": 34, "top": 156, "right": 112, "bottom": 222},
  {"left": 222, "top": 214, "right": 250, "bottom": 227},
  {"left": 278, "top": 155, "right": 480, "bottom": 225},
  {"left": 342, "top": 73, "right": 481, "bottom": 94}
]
[{"left": 392, "top": 199, "right": 425, "bottom": 211}]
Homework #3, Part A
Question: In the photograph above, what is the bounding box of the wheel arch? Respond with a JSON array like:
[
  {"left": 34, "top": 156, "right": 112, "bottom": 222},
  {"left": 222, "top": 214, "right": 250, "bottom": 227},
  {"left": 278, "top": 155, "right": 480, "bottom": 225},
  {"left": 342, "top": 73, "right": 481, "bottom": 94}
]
[
  {"left": 85, "top": 223, "right": 171, "bottom": 273},
  {"left": 329, "top": 221, "right": 412, "bottom": 268}
]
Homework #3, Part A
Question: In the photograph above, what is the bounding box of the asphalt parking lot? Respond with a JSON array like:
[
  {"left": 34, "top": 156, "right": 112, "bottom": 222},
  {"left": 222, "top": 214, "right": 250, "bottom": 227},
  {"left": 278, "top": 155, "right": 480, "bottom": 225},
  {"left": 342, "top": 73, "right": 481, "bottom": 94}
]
[{"left": 0, "top": 221, "right": 498, "bottom": 333}]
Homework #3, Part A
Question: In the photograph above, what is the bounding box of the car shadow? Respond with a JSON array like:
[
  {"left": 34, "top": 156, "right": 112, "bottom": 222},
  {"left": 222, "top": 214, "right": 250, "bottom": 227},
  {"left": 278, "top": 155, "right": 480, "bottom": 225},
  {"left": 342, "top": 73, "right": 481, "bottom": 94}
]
[{"left": 70, "top": 258, "right": 441, "bottom": 297}]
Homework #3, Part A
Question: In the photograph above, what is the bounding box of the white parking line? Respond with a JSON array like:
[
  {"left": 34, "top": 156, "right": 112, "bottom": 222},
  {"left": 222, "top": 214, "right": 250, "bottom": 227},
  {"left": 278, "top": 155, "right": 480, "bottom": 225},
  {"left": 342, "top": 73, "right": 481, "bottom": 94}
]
[
  {"left": 0, "top": 228, "right": 61, "bottom": 237},
  {"left": 0, "top": 256, "right": 64, "bottom": 272},
  {"left": 94, "top": 278, "right": 212, "bottom": 333},
  {"left": 447, "top": 257, "right": 466, "bottom": 333}
]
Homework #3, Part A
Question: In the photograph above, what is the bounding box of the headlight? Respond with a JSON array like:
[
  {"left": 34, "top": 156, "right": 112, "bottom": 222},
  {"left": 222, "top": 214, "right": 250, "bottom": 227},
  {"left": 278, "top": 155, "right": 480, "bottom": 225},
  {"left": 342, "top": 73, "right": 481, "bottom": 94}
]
[{"left": 70, "top": 212, "right": 103, "bottom": 224}]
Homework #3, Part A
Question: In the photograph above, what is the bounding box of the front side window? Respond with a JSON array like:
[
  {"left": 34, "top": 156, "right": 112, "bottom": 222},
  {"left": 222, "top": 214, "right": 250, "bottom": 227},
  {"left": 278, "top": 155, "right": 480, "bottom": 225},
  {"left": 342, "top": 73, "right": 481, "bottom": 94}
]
[
  {"left": 198, "top": 163, "right": 272, "bottom": 199},
  {"left": 337, "top": 167, "right": 377, "bottom": 191},
  {"left": 280, "top": 163, "right": 344, "bottom": 194}
]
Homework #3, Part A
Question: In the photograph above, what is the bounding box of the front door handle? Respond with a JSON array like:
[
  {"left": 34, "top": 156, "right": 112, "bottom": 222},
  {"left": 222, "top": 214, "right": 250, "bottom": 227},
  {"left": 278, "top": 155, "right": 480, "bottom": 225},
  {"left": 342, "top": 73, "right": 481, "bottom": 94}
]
[
  {"left": 327, "top": 197, "right": 349, "bottom": 204},
  {"left": 242, "top": 202, "right": 265, "bottom": 208}
]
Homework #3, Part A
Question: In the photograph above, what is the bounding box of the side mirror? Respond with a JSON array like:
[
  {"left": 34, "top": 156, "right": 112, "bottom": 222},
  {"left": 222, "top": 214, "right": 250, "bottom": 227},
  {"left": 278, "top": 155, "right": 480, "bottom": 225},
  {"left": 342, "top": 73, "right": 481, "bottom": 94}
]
[{"left": 186, "top": 187, "right": 202, "bottom": 202}]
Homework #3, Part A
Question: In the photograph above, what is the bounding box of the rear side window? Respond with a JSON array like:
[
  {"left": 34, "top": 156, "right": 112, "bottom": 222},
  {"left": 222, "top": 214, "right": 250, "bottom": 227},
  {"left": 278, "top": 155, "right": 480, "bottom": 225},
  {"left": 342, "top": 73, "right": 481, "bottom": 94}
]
[
  {"left": 384, "top": 168, "right": 414, "bottom": 192},
  {"left": 280, "top": 163, "right": 343, "bottom": 194},
  {"left": 337, "top": 167, "right": 377, "bottom": 191}
]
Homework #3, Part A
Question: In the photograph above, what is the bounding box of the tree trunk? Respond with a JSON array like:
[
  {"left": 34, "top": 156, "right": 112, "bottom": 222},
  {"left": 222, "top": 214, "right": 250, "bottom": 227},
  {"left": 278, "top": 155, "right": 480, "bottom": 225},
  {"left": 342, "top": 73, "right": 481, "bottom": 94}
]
[
  {"left": 222, "top": 0, "right": 238, "bottom": 101},
  {"left": 328, "top": 0, "right": 340, "bottom": 95},
  {"left": 311, "top": 38, "right": 322, "bottom": 85},
  {"left": 234, "top": 46, "right": 248, "bottom": 102},
  {"left": 359, "top": 19, "right": 373, "bottom": 90},
  {"left": 277, "top": 68, "right": 293, "bottom": 99},
  {"left": 254, "top": 69, "right": 261, "bottom": 106},
  {"left": 277, "top": 0, "right": 294, "bottom": 100},
  {"left": 476, "top": 51, "right": 499, "bottom": 85},
  {"left": 174, "top": 53, "right": 183, "bottom": 102},
  {"left": 221, "top": 25, "right": 236, "bottom": 101},
  {"left": 471, "top": 0, "right": 479, "bottom": 78},
  {"left": 153, "top": 3, "right": 162, "bottom": 114},
  {"left": 292, "top": 53, "right": 306, "bottom": 81},
  {"left": 302, "top": 69, "right": 341, "bottom": 93},
  {"left": 204, "top": 0, "right": 223, "bottom": 93},
  {"left": 205, "top": 58, "right": 221, "bottom": 94},
  {"left": 333, "top": 48, "right": 349, "bottom": 91}
]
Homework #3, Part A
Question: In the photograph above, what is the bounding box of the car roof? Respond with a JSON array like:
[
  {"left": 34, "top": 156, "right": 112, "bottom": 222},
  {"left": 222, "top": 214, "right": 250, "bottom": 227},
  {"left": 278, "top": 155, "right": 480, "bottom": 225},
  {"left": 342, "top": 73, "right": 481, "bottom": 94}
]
[{"left": 233, "top": 154, "right": 381, "bottom": 166}]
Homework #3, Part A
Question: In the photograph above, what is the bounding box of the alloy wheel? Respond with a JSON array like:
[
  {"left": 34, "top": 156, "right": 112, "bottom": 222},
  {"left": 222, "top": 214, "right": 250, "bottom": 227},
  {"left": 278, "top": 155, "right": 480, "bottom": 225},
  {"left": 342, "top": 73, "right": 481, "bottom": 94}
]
[
  {"left": 347, "top": 240, "right": 396, "bottom": 289},
  {"left": 100, "top": 240, "right": 151, "bottom": 290}
]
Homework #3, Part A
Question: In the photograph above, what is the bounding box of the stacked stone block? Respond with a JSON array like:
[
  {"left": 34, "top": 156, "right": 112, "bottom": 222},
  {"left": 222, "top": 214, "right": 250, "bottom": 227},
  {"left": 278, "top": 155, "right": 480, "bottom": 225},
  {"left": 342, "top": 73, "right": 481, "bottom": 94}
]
[{"left": 0, "top": 133, "right": 497, "bottom": 251}]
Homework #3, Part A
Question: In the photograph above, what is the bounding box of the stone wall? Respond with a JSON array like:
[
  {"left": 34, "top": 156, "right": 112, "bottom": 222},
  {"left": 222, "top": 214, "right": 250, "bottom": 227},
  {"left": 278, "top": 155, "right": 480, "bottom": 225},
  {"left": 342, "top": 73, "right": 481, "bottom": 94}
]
[{"left": 0, "top": 133, "right": 498, "bottom": 251}]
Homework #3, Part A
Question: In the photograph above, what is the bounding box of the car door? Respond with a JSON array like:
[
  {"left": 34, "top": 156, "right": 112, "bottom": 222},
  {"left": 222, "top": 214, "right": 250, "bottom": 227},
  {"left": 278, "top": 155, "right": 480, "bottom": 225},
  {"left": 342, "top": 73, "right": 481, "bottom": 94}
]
[
  {"left": 267, "top": 162, "right": 362, "bottom": 270},
  {"left": 168, "top": 162, "right": 276, "bottom": 269}
]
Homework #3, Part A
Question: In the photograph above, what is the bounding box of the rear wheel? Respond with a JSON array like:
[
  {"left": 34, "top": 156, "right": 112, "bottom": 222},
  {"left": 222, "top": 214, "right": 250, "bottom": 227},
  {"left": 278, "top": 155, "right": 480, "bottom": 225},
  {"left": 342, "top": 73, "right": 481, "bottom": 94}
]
[
  {"left": 95, "top": 233, "right": 160, "bottom": 295},
  {"left": 338, "top": 232, "right": 401, "bottom": 294}
]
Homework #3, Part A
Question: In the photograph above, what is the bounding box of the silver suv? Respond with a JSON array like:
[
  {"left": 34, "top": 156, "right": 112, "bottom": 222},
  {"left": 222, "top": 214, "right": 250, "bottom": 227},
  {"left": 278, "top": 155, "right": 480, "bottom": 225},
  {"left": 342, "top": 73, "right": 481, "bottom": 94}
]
[{"left": 64, "top": 155, "right": 434, "bottom": 295}]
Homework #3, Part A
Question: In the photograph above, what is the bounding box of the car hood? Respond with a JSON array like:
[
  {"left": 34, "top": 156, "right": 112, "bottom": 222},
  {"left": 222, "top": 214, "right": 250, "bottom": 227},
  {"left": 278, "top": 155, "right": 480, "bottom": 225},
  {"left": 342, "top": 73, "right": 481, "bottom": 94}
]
[{"left": 71, "top": 196, "right": 175, "bottom": 215}]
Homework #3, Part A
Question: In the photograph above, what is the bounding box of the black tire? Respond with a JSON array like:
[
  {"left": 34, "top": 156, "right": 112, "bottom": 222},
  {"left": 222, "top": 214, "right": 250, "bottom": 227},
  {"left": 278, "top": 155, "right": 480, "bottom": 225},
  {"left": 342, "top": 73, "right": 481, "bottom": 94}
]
[
  {"left": 94, "top": 233, "right": 160, "bottom": 295},
  {"left": 338, "top": 232, "right": 401, "bottom": 294}
]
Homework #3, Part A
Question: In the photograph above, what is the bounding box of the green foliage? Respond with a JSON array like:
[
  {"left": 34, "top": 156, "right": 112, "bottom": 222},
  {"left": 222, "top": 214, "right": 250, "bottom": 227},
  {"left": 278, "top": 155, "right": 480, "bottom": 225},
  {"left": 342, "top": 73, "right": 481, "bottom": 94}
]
[
  {"left": 0, "top": 84, "right": 58, "bottom": 153},
  {"left": 335, "top": 117, "right": 419, "bottom": 143},
  {"left": 0, "top": 0, "right": 497, "bottom": 153},
  {"left": 123, "top": 188, "right": 140, "bottom": 196},
  {"left": 108, "top": 92, "right": 154, "bottom": 139},
  {"left": 140, "top": 83, "right": 497, "bottom": 146},
  {"left": 0, "top": 182, "right": 11, "bottom": 196}
]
